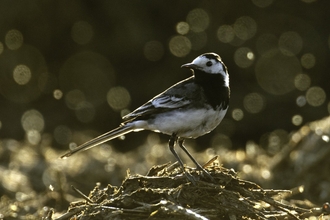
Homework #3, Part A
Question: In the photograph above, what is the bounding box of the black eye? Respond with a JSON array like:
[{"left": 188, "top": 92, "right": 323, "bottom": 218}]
[{"left": 206, "top": 61, "right": 213, "bottom": 67}]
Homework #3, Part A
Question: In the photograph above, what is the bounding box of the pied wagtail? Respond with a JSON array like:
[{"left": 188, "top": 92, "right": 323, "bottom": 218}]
[{"left": 61, "top": 52, "right": 230, "bottom": 181}]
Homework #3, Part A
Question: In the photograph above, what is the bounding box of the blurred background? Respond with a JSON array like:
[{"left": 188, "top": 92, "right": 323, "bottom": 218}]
[{"left": 0, "top": 0, "right": 330, "bottom": 217}]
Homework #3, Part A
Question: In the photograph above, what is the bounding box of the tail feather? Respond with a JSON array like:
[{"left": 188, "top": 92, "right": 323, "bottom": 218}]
[{"left": 60, "top": 124, "right": 134, "bottom": 158}]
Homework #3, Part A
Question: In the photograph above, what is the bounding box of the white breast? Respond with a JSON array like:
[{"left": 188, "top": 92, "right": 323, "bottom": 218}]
[{"left": 137, "top": 107, "right": 228, "bottom": 138}]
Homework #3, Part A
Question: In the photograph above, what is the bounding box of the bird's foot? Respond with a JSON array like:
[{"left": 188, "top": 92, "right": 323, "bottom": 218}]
[
  {"left": 196, "top": 165, "right": 215, "bottom": 182},
  {"left": 180, "top": 166, "right": 214, "bottom": 184},
  {"left": 183, "top": 171, "right": 197, "bottom": 185}
]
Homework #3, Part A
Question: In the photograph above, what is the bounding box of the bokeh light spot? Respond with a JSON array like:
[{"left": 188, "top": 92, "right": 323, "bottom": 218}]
[
  {"left": 13, "top": 65, "right": 32, "bottom": 85},
  {"left": 5, "top": 29, "right": 24, "bottom": 50},
  {"left": 13, "top": 65, "right": 31, "bottom": 85},
  {"left": 261, "top": 169, "right": 271, "bottom": 179},
  {"left": 279, "top": 31, "right": 303, "bottom": 56},
  {"left": 143, "top": 41, "right": 164, "bottom": 61},
  {"left": 217, "top": 25, "right": 235, "bottom": 43},
  {"left": 107, "top": 86, "right": 131, "bottom": 111},
  {"left": 0, "top": 45, "right": 48, "bottom": 103},
  {"left": 294, "top": 74, "right": 311, "bottom": 91},
  {"left": 54, "top": 125, "right": 72, "bottom": 145},
  {"left": 242, "top": 164, "right": 252, "bottom": 174},
  {"left": 243, "top": 93, "right": 265, "bottom": 114},
  {"left": 71, "top": 21, "right": 94, "bottom": 45},
  {"left": 292, "top": 133, "right": 302, "bottom": 143},
  {"left": 2, "top": 170, "right": 29, "bottom": 192},
  {"left": 322, "top": 135, "right": 330, "bottom": 143},
  {"left": 176, "top": 22, "right": 190, "bottom": 35},
  {"left": 252, "top": 0, "right": 273, "bottom": 7},
  {"left": 300, "top": 53, "right": 316, "bottom": 69},
  {"left": 232, "top": 109, "right": 244, "bottom": 121},
  {"left": 233, "top": 16, "right": 257, "bottom": 41},
  {"left": 306, "top": 86, "right": 326, "bottom": 107},
  {"left": 247, "top": 52, "right": 254, "bottom": 60},
  {"left": 169, "top": 36, "right": 191, "bottom": 57},
  {"left": 292, "top": 115, "right": 303, "bottom": 126},
  {"left": 267, "top": 129, "right": 288, "bottom": 155},
  {"left": 186, "top": 8, "right": 209, "bottom": 33},
  {"left": 234, "top": 47, "right": 254, "bottom": 68},
  {"left": 27, "top": 130, "right": 41, "bottom": 145},
  {"left": 296, "top": 95, "right": 307, "bottom": 107},
  {"left": 21, "top": 109, "right": 45, "bottom": 132},
  {"left": 255, "top": 49, "right": 301, "bottom": 95},
  {"left": 53, "top": 89, "right": 63, "bottom": 100}
]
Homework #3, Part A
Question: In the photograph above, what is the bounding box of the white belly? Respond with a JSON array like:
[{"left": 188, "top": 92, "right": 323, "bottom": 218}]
[{"left": 139, "top": 107, "right": 228, "bottom": 138}]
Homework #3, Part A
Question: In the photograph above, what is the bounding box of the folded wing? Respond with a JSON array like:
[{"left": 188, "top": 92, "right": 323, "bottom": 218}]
[{"left": 122, "top": 94, "right": 191, "bottom": 121}]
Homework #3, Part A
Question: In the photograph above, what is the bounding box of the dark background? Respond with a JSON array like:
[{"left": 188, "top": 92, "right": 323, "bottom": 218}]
[
  {"left": 1, "top": 0, "right": 330, "bottom": 216},
  {"left": 1, "top": 1, "right": 329, "bottom": 152}
]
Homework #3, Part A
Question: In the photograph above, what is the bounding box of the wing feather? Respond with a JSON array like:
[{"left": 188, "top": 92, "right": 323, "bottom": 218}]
[
  {"left": 122, "top": 94, "right": 191, "bottom": 121},
  {"left": 122, "top": 77, "right": 198, "bottom": 121}
]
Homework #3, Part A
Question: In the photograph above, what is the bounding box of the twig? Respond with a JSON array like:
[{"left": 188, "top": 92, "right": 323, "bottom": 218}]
[
  {"left": 54, "top": 207, "right": 85, "bottom": 220},
  {"left": 71, "top": 185, "right": 94, "bottom": 203},
  {"left": 202, "top": 155, "right": 218, "bottom": 168}
]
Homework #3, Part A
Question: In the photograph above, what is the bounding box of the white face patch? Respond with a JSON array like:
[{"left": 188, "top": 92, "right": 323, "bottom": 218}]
[
  {"left": 191, "top": 56, "right": 223, "bottom": 74},
  {"left": 190, "top": 55, "right": 229, "bottom": 87},
  {"left": 223, "top": 72, "right": 229, "bottom": 87}
]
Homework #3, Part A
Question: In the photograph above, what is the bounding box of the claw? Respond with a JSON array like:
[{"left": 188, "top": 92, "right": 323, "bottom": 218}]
[
  {"left": 184, "top": 172, "right": 197, "bottom": 185},
  {"left": 168, "top": 134, "right": 215, "bottom": 184},
  {"left": 196, "top": 166, "right": 215, "bottom": 182}
]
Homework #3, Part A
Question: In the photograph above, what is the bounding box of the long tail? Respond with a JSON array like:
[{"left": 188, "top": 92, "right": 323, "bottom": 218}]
[{"left": 60, "top": 124, "right": 134, "bottom": 158}]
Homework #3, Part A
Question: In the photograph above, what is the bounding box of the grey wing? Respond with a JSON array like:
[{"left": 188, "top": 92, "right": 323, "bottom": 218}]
[
  {"left": 122, "top": 93, "right": 191, "bottom": 121},
  {"left": 122, "top": 77, "right": 200, "bottom": 121}
]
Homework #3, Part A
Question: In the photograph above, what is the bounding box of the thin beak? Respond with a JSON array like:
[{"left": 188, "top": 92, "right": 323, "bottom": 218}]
[{"left": 181, "top": 63, "right": 198, "bottom": 69}]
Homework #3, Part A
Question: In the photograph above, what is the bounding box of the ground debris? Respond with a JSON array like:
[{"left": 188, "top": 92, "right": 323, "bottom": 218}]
[{"left": 55, "top": 162, "right": 323, "bottom": 220}]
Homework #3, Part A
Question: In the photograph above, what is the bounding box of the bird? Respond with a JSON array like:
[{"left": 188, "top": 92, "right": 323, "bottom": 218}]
[{"left": 61, "top": 52, "right": 230, "bottom": 182}]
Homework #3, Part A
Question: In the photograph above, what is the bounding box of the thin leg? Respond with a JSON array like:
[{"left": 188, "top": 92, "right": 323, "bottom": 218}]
[
  {"left": 168, "top": 133, "right": 185, "bottom": 172},
  {"left": 178, "top": 138, "right": 214, "bottom": 181},
  {"left": 177, "top": 138, "right": 204, "bottom": 170},
  {"left": 168, "top": 134, "right": 195, "bottom": 183}
]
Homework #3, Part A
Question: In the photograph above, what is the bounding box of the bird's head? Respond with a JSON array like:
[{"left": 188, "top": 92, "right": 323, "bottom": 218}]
[
  {"left": 181, "top": 53, "right": 229, "bottom": 86},
  {"left": 181, "top": 53, "right": 227, "bottom": 74}
]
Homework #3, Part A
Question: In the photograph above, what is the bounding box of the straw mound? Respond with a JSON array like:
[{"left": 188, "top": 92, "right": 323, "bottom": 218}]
[{"left": 54, "top": 161, "right": 325, "bottom": 220}]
